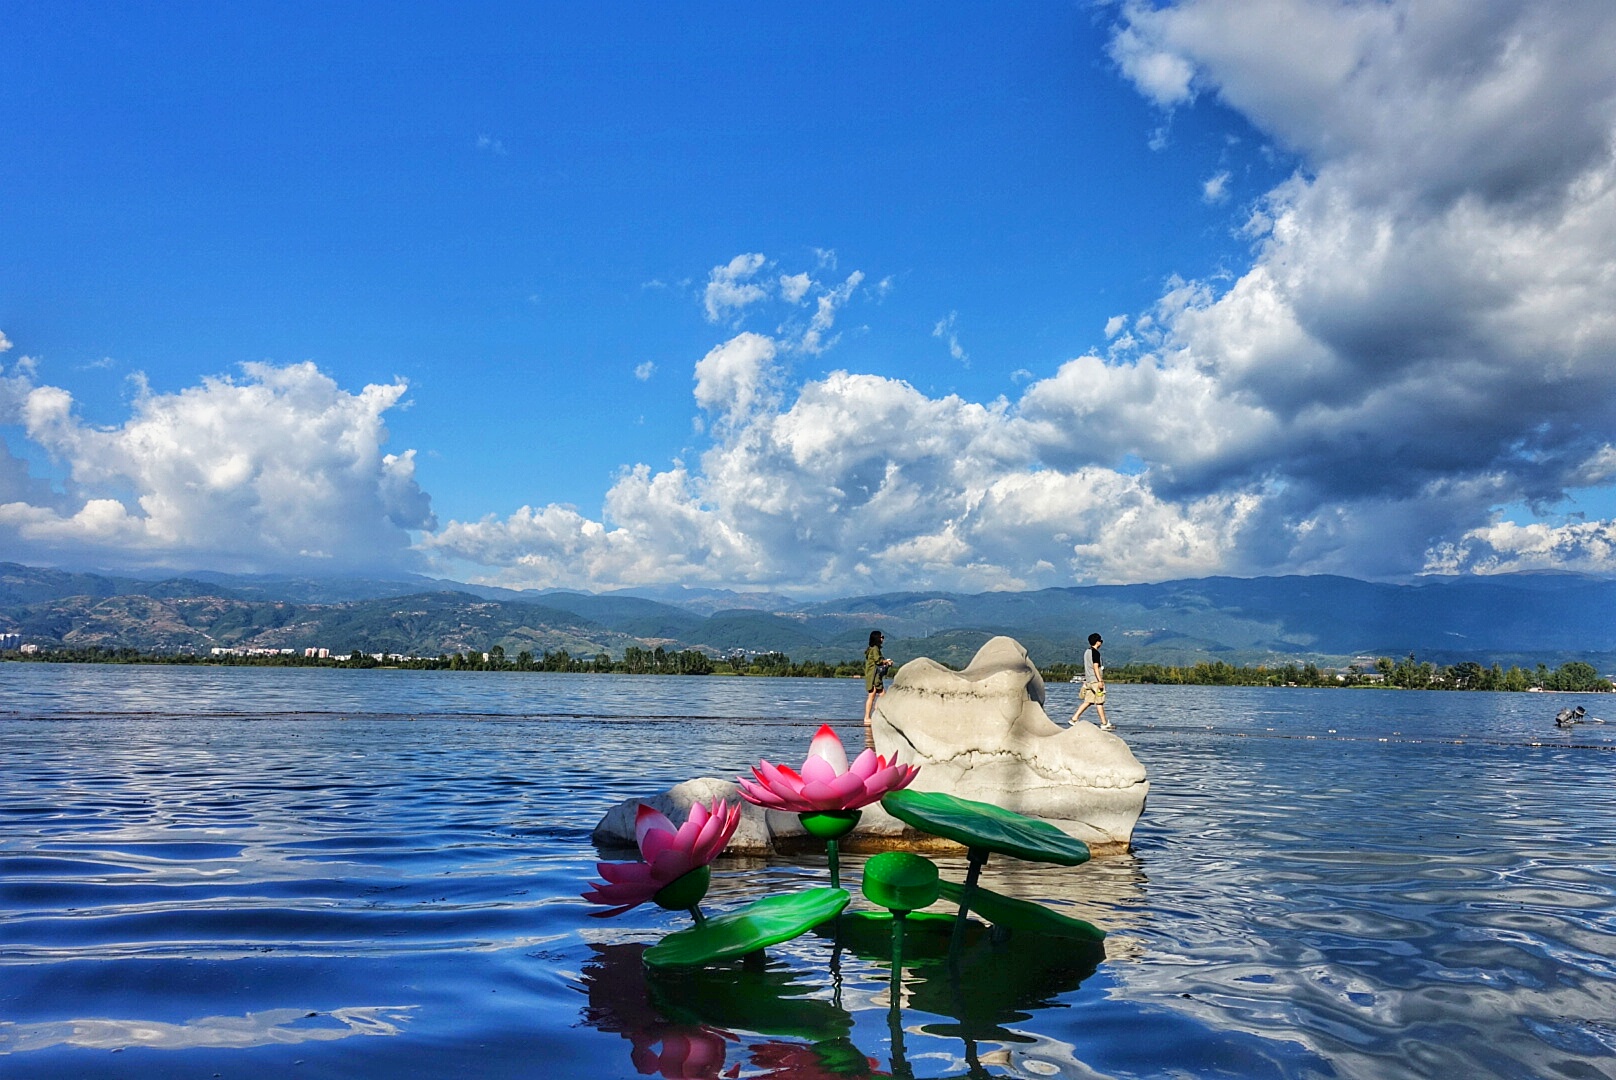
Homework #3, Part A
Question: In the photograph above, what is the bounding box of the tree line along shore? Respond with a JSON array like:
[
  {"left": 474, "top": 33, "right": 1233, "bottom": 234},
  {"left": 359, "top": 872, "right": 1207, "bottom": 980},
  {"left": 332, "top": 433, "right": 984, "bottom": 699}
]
[{"left": 5, "top": 644, "right": 1611, "bottom": 692}]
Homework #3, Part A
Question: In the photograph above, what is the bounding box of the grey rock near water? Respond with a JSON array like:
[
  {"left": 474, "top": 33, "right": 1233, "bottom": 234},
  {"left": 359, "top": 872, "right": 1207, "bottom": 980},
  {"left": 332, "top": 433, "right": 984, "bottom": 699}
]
[
  {"left": 872, "top": 635, "right": 1148, "bottom": 856},
  {"left": 591, "top": 635, "right": 1148, "bottom": 857},
  {"left": 589, "top": 776, "right": 920, "bottom": 856}
]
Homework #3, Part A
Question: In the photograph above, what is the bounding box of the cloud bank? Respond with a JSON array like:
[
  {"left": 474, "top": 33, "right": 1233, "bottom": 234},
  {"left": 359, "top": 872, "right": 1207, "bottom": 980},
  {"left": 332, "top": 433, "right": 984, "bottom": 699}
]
[
  {"left": 5, "top": 1, "right": 1615, "bottom": 593},
  {"left": 428, "top": 1, "right": 1616, "bottom": 592},
  {"left": 0, "top": 355, "right": 434, "bottom": 573}
]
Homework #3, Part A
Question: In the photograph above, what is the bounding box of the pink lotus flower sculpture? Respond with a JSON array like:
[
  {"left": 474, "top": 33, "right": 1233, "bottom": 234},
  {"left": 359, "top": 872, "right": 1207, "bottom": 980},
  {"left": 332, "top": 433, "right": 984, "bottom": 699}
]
[
  {"left": 738, "top": 724, "right": 919, "bottom": 889},
  {"left": 738, "top": 724, "right": 919, "bottom": 814},
  {"left": 582, "top": 799, "right": 742, "bottom": 920}
]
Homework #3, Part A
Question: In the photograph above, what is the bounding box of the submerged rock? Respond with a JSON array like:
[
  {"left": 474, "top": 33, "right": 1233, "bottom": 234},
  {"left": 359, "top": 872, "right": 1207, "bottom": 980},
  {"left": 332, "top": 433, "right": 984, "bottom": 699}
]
[
  {"left": 589, "top": 777, "right": 948, "bottom": 857},
  {"left": 871, "top": 636, "right": 1148, "bottom": 855}
]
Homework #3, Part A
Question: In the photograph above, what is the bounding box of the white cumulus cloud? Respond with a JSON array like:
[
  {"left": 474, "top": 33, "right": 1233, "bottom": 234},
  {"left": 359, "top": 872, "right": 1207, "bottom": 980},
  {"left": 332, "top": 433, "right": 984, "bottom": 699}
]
[
  {"left": 703, "top": 253, "right": 770, "bottom": 323},
  {"left": 431, "top": 2, "right": 1616, "bottom": 591},
  {"left": 1426, "top": 519, "right": 1616, "bottom": 575},
  {"left": 0, "top": 354, "right": 433, "bottom": 573},
  {"left": 779, "top": 272, "right": 812, "bottom": 304},
  {"left": 1094, "top": 0, "right": 1616, "bottom": 576}
]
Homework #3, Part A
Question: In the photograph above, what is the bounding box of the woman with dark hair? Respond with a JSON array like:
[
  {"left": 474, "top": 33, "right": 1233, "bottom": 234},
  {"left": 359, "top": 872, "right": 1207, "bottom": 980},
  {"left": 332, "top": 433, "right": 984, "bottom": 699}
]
[{"left": 862, "top": 630, "right": 893, "bottom": 743}]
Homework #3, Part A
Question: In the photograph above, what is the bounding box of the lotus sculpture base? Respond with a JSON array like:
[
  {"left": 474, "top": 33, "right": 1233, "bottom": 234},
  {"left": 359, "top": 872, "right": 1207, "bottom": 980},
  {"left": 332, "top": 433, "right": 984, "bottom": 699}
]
[
  {"left": 651, "top": 865, "right": 711, "bottom": 915},
  {"left": 798, "top": 809, "right": 861, "bottom": 840},
  {"left": 798, "top": 809, "right": 861, "bottom": 889}
]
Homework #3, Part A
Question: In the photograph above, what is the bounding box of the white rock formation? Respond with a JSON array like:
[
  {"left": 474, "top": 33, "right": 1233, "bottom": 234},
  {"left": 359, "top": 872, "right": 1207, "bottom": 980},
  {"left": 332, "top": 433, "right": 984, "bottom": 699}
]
[
  {"left": 871, "top": 635, "right": 1148, "bottom": 855},
  {"left": 591, "top": 636, "right": 1147, "bottom": 858}
]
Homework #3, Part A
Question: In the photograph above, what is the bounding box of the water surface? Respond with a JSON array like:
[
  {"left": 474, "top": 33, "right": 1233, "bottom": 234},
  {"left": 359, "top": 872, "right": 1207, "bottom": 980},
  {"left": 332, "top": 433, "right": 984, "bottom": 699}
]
[{"left": 2, "top": 665, "right": 1613, "bottom": 1078}]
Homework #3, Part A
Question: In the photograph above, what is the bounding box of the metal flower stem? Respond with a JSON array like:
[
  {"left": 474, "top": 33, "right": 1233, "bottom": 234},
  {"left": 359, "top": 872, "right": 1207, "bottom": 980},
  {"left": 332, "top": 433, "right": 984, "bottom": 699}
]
[
  {"left": 828, "top": 838, "right": 841, "bottom": 890},
  {"left": 948, "top": 847, "right": 989, "bottom": 961},
  {"left": 688, "top": 905, "right": 706, "bottom": 925},
  {"left": 888, "top": 910, "right": 913, "bottom": 1080}
]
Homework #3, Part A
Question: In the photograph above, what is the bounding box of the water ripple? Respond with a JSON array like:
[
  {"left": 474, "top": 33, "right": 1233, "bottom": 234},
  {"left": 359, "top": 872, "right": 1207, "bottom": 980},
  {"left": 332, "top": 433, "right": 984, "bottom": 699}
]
[{"left": 1, "top": 669, "right": 1613, "bottom": 1078}]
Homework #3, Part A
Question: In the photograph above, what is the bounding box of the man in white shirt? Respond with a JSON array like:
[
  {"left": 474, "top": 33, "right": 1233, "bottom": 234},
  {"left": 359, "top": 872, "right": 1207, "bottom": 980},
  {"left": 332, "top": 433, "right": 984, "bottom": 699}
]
[{"left": 1071, "top": 633, "right": 1113, "bottom": 731}]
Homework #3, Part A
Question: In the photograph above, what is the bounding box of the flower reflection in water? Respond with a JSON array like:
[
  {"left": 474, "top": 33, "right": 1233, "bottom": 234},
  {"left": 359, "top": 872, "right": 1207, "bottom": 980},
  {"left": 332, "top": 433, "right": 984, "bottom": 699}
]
[
  {"left": 578, "top": 915, "right": 1104, "bottom": 1079},
  {"left": 580, "top": 942, "right": 882, "bottom": 1078}
]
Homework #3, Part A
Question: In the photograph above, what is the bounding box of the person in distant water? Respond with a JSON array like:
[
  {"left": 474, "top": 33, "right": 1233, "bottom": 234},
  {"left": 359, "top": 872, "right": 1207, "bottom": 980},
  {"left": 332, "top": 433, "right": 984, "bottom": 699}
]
[
  {"left": 1071, "top": 632, "right": 1113, "bottom": 731},
  {"left": 863, "top": 630, "right": 893, "bottom": 745}
]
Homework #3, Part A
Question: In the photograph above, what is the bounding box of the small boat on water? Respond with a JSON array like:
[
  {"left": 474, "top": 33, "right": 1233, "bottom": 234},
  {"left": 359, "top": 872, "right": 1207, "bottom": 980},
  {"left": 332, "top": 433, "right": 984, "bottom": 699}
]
[{"left": 1555, "top": 705, "right": 1606, "bottom": 727}]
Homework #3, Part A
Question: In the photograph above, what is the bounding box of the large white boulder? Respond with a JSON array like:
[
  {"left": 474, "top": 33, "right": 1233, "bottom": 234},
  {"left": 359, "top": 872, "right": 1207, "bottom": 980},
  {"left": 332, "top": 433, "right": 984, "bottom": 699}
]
[{"left": 871, "top": 635, "right": 1148, "bottom": 855}]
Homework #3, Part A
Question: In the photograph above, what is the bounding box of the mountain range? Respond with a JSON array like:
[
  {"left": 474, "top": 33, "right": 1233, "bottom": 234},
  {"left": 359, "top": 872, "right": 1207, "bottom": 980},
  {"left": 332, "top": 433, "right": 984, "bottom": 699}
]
[{"left": 2, "top": 562, "right": 1613, "bottom": 671}]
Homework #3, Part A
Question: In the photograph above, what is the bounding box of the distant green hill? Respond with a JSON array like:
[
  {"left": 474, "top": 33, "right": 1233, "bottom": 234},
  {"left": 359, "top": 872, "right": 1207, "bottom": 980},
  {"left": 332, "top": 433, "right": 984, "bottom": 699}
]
[
  {"left": 534, "top": 592, "right": 708, "bottom": 640},
  {"left": 1, "top": 562, "right": 1612, "bottom": 672}
]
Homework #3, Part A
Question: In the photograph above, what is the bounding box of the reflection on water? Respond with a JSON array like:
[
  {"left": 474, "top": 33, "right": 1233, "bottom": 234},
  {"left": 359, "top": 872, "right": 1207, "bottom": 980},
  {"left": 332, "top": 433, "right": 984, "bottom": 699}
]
[
  {"left": 578, "top": 913, "right": 1107, "bottom": 1080},
  {"left": 2, "top": 666, "right": 1615, "bottom": 1078},
  {"left": 582, "top": 941, "right": 876, "bottom": 1078},
  {"left": 0, "top": 1006, "right": 415, "bottom": 1052}
]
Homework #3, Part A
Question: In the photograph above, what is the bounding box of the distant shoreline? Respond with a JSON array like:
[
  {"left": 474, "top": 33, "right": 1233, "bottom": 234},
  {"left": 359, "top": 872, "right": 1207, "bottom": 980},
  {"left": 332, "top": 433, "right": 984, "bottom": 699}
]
[{"left": 4, "top": 649, "right": 1610, "bottom": 692}]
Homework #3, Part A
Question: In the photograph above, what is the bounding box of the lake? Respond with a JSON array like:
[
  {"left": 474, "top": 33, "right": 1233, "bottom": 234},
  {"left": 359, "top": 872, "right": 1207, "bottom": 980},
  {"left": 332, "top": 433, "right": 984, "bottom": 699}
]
[{"left": 2, "top": 664, "right": 1614, "bottom": 1079}]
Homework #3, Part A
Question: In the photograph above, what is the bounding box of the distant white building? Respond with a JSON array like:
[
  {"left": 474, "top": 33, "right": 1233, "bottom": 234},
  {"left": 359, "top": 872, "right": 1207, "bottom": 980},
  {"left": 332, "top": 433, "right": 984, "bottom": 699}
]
[
  {"left": 0, "top": 632, "right": 21, "bottom": 650},
  {"left": 210, "top": 646, "right": 297, "bottom": 658}
]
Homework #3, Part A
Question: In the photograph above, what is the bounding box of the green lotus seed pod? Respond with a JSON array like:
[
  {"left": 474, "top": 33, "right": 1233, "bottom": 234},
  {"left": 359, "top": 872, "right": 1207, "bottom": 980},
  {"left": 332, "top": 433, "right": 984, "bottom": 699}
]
[
  {"left": 652, "top": 864, "right": 711, "bottom": 911},
  {"left": 798, "top": 809, "right": 862, "bottom": 840},
  {"left": 861, "top": 851, "right": 940, "bottom": 914}
]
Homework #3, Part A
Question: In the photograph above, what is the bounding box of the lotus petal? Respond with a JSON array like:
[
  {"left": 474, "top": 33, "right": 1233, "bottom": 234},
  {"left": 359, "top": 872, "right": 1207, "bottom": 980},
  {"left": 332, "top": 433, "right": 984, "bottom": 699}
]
[
  {"left": 704, "top": 801, "right": 741, "bottom": 857},
  {"left": 640, "top": 825, "right": 677, "bottom": 864},
  {"left": 595, "top": 860, "right": 655, "bottom": 886},
  {"left": 735, "top": 778, "right": 787, "bottom": 808},
  {"left": 582, "top": 880, "right": 656, "bottom": 906},
  {"left": 863, "top": 762, "right": 917, "bottom": 799},
  {"left": 759, "top": 760, "right": 804, "bottom": 790},
  {"left": 799, "top": 753, "right": 841, "bottom": 786},
  {"left": 801, "top": 771, "right": 869, "bottom": 809},
  {"left": 650, "top": 847, "right": 695, "bottom": 883},
  {"left": 848, "top": 748, "right": 880, "bottom": 780},
  {"left": 635, "top": 804, "right": 677, "bottom": 855},
  {"left": 805, "top": 724, "right": 849, "bottom": 774}
]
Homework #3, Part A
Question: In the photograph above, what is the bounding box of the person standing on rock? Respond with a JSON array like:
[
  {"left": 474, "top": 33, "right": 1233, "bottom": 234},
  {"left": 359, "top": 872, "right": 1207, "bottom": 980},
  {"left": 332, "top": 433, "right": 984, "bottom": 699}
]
[
  {"left": 863, "top": 630, "right": 893, "bottom": 746},
  {"left": 1071, "top": 632, "right": 1113, "bottom": 731}
]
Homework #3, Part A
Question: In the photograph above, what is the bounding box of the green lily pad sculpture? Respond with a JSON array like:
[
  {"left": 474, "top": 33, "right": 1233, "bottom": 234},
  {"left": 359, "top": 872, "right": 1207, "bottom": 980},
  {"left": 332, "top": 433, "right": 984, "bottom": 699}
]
[
  {"left": 644, "top": 887, "right": 850, "bottom": 970},
  {"left": 881, "top": 789, "right": 1091, "bottom": 865},
  {"left": 862, "top": 851, "right": 941, "bottom": 916},
  {"left": 937, "top": 879, "right": 1104, "bottom": 942},
  {"left": 881, "top": 788, "right": 1100, "bottom": 955}
]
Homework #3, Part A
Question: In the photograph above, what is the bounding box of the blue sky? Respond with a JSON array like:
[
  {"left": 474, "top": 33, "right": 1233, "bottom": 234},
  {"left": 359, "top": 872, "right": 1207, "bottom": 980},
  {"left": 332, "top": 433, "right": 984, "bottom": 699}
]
[{"left": 4, "top": 2, "right": 1616, "bottom": 595}]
